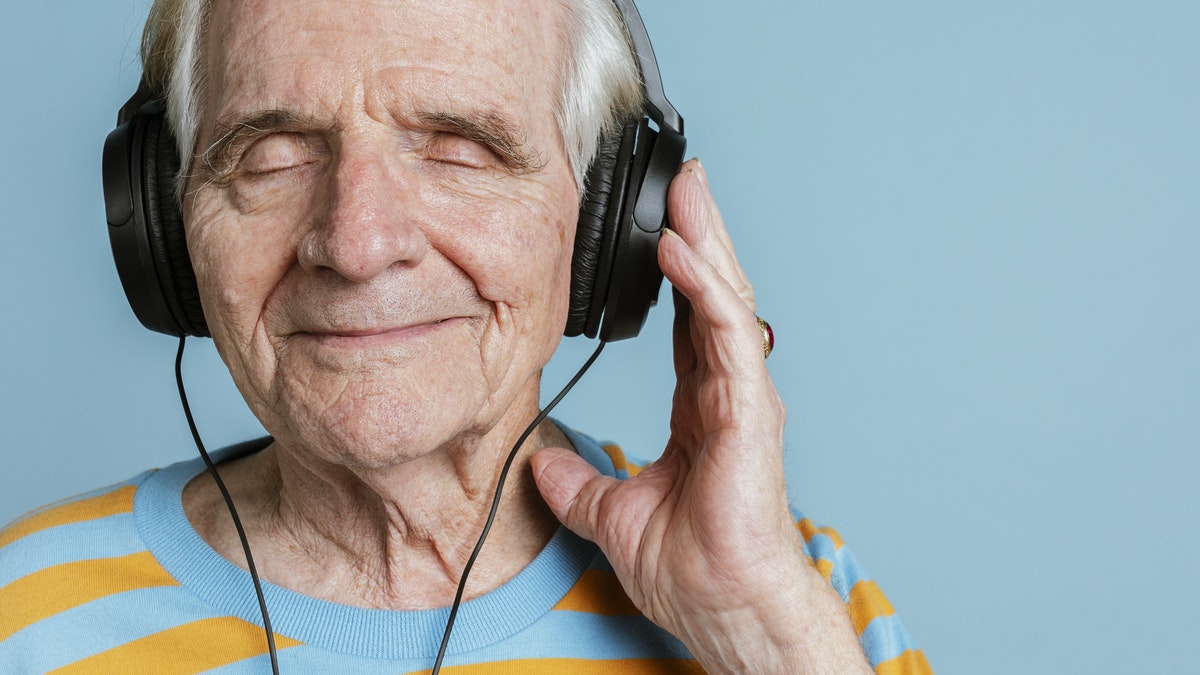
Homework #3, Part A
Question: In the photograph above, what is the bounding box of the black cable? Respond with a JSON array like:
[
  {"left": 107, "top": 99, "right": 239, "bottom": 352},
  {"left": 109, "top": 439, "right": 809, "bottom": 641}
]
[
  {"left": 176, "top": 337, "right": 281, "bottom": 675},
  {"left": 176, "top": 334, "right": 604, "bottom": 673},
  {"left": 430, "top": 339, "right": 607, "bottom": 674}
]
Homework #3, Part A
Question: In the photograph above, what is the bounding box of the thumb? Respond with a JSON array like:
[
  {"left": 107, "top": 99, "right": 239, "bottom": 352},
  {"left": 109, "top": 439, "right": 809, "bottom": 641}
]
[{"left": 530, "top": 447, "right": 616, "bottom": 543}]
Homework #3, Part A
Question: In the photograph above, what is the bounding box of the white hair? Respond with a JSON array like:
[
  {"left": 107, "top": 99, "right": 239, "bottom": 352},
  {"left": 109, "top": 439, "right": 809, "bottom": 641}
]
[
  {"left": 554, "top": 0, "right": 646, "bottom": 186},
  {"left": 141, "top": 0, "right": 645, "bottom": 194}
]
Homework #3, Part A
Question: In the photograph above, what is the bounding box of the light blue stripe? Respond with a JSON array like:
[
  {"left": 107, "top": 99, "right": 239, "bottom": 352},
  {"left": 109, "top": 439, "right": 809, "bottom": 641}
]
[
  {"left": 859, "top": 613, "right": 918, "bottom": 668},
  {"left": 827, "top": 543, "right": 872, "bottom": 602},
  {"left": 798, "top": 529, "right": 838, "bottom": 562},
  {"left": 0, "top": 513, "right": 144, "bottom": 588},
  {"left": 801, "top": 530, "right": 874, "bottom": 602},
  {"left": 802, "top": 531, "right": 847, "bottom": 599},
  {"left": 0, "top": 585, "right": 216, "bottom": 673},
  {"left": 831, "top": 543, "right": 870, "bottom": 586}
]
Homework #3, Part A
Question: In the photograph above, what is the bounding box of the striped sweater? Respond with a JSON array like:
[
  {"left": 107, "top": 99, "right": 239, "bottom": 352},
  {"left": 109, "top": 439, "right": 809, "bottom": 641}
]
[{"left": 0, "top": 427, "right": 931, "bottom": 673}]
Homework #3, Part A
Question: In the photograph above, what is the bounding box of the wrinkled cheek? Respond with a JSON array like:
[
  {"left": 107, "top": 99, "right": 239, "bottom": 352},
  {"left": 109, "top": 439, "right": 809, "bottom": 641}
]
[
  {"left": 523, "top": 211, "right": 577, "bottom": 340},
  {"left": 210, "top": 308, "right": 284, "bottom": 422},
  {"left": 185, "top": 214, "right": 287, "bottom": 416},
  {"left": 476, "top": 213, "right": 570, "bottom": 319}
]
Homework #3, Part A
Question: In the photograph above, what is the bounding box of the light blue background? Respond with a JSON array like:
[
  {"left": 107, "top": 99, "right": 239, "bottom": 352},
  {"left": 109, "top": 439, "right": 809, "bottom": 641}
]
[{"left": 2, "top": 1, "right": 1197, "bottom": 672}]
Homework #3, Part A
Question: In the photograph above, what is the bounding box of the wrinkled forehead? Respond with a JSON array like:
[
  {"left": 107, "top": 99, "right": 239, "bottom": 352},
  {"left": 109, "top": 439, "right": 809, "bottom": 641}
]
[{"left": 202, "top": 0, "right": 568, "bottom": 131}]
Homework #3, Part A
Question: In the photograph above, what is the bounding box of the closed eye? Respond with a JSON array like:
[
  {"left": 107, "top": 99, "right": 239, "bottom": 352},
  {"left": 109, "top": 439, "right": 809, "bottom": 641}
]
[
  {"left": 239, "top": 133, "right": 323, "bottom": 176},
  {"left": 415, "top": 110, "right": 544, "bottom": 174},
  {"left": 422, "top": 132, "right": 501, "bottom": 170}
]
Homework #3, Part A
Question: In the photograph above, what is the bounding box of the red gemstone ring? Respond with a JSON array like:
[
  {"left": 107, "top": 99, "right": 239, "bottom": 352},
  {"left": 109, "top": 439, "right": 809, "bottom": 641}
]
[{"left": 756, "top": 316, "right": 774, "bottom": 359}]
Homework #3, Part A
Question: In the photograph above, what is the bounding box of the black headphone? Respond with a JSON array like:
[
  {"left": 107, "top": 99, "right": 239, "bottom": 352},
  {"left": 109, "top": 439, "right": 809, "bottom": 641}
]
[{"left": 102, "top": 0, "right": 685, "bottom": 343}]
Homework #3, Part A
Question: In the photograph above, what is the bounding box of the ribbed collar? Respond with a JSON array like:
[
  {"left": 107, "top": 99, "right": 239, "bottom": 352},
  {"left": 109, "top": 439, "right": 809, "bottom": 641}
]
[{"left": 134, "top": 423, "right": 613, "bottom": 659}]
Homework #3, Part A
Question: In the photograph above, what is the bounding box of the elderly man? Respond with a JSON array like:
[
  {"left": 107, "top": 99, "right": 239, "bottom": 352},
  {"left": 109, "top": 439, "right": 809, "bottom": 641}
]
[{"left": 0, "top": 0, "right": 929, "bottom": 672}]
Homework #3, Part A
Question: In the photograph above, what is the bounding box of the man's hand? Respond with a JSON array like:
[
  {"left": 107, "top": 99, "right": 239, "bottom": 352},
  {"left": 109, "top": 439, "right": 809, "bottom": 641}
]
[{"left": 532, "top": 159, "right": 872, "bottom": 673}]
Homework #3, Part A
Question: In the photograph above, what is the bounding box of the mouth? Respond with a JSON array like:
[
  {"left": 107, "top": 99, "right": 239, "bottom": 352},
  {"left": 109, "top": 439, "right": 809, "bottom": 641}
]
[{"left": 294, "top": 317, "right": 462, "bottom": 348}]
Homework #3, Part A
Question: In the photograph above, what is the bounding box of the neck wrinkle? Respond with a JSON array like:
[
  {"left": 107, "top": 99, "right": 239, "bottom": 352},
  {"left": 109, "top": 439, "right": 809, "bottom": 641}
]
[{"left": 259, "top": 418, "right": 566, "bottom": 609}]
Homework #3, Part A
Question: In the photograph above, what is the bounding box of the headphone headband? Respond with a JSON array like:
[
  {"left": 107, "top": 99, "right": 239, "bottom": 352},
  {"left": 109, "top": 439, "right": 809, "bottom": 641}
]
[{"left": 610, "top": 0, "right": 683, "bottom": 135}]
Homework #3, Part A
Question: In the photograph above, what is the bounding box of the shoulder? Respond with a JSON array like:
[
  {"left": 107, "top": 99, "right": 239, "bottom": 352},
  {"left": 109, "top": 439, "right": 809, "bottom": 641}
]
[
  {"left": 554, "top": 423, "right": 642, "bottom": 479},
  {"left": 0, "top": 471, "right": 201, "bottom": 671},
  {"left": 553, "top": 423, "right": 931, "bottom": 673},
  {"left": 553, "top": 422, "right": 654, "bottom": 480},
  {"left": 0, "top": 474, "right": 159, "bottom": 660},
  {"left": 0, "top": 472, "right": 156, "bottom": 579},
  {"left": 1, "top": 472, "right": 156, "bottom": 549}
]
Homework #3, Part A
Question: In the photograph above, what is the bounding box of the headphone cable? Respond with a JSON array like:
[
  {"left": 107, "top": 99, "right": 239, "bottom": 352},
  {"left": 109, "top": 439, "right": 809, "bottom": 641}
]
[
  {"left": 431, "top": 339, "right": 606, "bottom": 674},
  {"left": 176, "top": 336, "right": 281, "bottom": 675},
  {"left": 177, "top": 335, "right": 605, "bottom": 675}
]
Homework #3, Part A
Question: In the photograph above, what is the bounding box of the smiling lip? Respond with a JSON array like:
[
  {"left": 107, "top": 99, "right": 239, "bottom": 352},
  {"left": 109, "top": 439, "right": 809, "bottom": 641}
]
[{"left": 296, "top": 318, "right": 459, "bottom": 348}]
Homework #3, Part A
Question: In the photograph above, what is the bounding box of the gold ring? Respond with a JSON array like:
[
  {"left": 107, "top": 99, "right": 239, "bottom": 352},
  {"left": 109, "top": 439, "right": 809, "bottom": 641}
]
[{"left": 757, "top": 316, "right": 774, "bottom": 359}]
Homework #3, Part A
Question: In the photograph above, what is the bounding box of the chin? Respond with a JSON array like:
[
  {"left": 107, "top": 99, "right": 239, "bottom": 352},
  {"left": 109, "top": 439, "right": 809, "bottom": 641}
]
[{"left": 273, "top": 375, "right": 494, "bottom": 470}]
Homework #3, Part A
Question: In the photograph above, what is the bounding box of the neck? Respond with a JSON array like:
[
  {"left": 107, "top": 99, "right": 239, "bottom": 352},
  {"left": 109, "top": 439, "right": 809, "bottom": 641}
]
[{"left": 183, "top": 409, "right": 569, "bottom": 610}]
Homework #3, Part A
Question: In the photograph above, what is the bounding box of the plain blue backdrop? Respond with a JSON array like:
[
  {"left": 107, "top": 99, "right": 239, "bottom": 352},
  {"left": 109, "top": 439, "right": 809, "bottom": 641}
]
[{"left": 2, "top": 1, "right": 1197, "bottom": 672}]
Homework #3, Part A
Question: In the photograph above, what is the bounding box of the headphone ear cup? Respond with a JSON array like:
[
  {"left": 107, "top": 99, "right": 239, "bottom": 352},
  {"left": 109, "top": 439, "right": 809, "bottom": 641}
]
[
  {"left": 566, "top": 120, "right": 639, "bottom": 338},
  {"left": 140, "top": 114, "right": 209, "bottom": 337},
  {"left": 105, "top": 93, "right": 210, "bottom": 339}
]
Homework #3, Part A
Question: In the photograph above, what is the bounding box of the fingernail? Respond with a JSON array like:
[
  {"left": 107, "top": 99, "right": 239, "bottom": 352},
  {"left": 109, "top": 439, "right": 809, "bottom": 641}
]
[{"left": 661, "top": 227, "right": 687, "bottom": 251}]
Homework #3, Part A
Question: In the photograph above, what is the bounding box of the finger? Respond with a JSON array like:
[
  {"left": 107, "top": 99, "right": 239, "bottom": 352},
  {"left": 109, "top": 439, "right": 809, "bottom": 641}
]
[
  {"left": 659, "top": 228, "right": 765, "bottom": 379},
  {"left": 691, "top": 160, "right": 739, "bottom": 259},
  {"left": 661, "top": 234, "right": 788, "bottom": 480},
  {"left": 689, "top": 159, "right": 750, "bottom": 294},
  {"left": 667, "top": 161, "right": 755, "bottom": 312},
  {"left": 530, "top": 447, "right": 616, "bottom": 544}
]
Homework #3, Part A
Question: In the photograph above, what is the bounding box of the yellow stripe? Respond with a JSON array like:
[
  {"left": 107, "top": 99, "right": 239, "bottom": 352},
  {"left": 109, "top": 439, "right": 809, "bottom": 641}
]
[
  {"left": 0, "top": 551, "right": 179, "bottom": 642},
  {"left": 424, "top": 658, "right": 705, "bottom": 674},
  {"left": 796, "top": 518, "right": 845, "bottom": 549},
  {"left": 0, "top": 551, "right": 180, "bottom": 642},
  {"left": 552, "top": 569, "right": 640, "bottom": 616},
  {"left": 847, "top": 580, "right": 896, "bottom": 635},
  {"left": 0, "top": 485, "right": 136, "bottom": 549},
  {"left": 601, "top": 444, "right": 645, "bottom": 477},
  {"left": 875, "top": 649, "right": 934, "bottom": 675},
  {"left": 813, "top": 557, "right": 835, "bottom": 583},
  {"left": 48, "top": 617, "right": 302, "bottom": 675}
]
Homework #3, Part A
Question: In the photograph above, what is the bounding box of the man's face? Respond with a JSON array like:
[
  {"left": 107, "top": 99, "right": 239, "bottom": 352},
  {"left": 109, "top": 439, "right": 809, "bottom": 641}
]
[{"left": 184, "top": 0, "right": 579, "bottom": 465}]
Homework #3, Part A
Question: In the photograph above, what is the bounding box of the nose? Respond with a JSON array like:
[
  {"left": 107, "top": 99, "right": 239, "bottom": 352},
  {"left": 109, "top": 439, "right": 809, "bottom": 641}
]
[{"left": 298, "top": 147, "right": 429, "bottom": 283}]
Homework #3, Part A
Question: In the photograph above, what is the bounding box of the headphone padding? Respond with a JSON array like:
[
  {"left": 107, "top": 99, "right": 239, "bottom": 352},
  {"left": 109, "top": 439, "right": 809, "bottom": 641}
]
[
  {"left": 143, "top": 114, "right": 209, "bottom": 337},
  {"left": 565, "top": 121, "right": 637, "bottom": 337}
]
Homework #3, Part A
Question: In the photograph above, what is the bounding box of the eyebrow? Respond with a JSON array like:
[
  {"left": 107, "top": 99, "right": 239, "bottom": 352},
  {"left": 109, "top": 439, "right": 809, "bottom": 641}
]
[
  {"left": 189, "top": 107, "right": 545, "bottom": 184},
  {"left": 416, "top": 110, "right": 545, "bottom": 173},
  {"left": 192, "top": 109, "right": 318, "bottom": 183}
]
